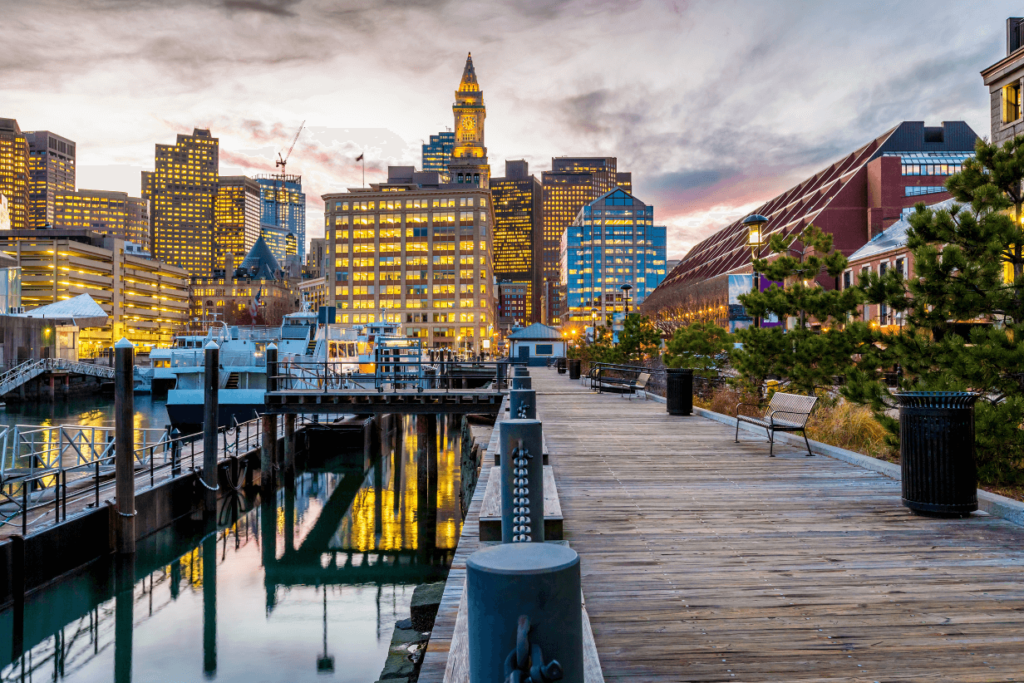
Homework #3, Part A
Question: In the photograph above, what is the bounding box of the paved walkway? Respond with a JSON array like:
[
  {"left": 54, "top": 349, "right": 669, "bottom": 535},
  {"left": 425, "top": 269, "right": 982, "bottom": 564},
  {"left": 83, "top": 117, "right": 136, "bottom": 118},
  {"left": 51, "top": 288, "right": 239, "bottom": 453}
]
[{"left": 534, "top": 367, "right": 1024, "bottom": 682}]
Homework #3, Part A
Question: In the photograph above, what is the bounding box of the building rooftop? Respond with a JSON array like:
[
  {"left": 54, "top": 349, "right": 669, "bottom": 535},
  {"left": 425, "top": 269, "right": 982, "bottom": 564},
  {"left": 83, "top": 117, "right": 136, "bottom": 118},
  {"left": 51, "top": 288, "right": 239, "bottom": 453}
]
[
  {"left": 508, "top": 322, "right": 563, "bottom": 340},
  {"left": 236, "top": 236, "right": 281, "bottom": 280},
  {"left": 848, "top": 198, "right": 956, "bottom": 262},
  {"left": 19, "top": 293, "right": 108, "bottom": 327}
]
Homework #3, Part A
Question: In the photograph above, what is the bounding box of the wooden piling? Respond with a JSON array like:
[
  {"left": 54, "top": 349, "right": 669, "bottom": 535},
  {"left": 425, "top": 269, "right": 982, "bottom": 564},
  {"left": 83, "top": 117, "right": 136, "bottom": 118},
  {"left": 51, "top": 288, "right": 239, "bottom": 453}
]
[
  {"left": 262, "top": 345, "right": 278, "bottom": 488},
  {"left": 114, "top": 338, "right": 136, "bottom": 554},
  {"left": 203, "top": 341, "right": 220, "bottom": 513}
]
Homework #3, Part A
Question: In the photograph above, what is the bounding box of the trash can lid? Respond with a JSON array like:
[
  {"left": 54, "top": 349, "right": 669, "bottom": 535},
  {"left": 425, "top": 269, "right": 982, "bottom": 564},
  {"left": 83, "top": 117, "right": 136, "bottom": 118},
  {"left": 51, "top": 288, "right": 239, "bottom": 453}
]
[{"left": 894, "top": 391, "right": 980, "bottom": 408}]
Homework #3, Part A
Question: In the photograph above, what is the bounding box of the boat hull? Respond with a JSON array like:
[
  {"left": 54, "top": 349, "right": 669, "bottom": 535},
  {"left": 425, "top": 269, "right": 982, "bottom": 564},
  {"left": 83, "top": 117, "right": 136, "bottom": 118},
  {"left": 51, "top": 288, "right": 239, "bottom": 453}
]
[{"left": 166, "top": 389, "right": 265, "bottom": 433}]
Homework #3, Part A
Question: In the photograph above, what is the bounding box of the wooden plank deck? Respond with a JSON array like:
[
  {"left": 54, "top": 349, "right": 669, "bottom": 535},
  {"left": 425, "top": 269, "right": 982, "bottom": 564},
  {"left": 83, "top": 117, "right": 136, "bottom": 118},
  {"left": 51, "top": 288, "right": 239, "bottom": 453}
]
[{"left": 531, "top": 367, "right": 1024, "bottom": 682}]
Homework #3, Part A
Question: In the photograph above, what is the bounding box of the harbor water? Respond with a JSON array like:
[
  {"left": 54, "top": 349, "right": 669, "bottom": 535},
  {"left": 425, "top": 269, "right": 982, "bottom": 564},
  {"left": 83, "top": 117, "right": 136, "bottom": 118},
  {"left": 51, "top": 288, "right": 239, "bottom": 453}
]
[{"left": 0, "top": 409, "right": 466, "bottom": 682}]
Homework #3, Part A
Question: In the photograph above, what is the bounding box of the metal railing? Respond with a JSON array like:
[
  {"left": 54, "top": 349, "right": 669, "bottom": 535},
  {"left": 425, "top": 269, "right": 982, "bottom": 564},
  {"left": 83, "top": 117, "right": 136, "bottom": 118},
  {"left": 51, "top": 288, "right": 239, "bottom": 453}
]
[{"left": 272, "top": 360, "right": 511, "bottom": 393}]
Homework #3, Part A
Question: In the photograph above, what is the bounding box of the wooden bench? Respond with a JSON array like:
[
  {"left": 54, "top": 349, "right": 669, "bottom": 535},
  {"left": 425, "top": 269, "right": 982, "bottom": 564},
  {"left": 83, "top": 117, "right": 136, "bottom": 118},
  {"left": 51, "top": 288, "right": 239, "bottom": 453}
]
[
  {"left": 479, "top": 466, "right": 563, "bottom": 541},
  {"left": 735, "top": 392, "right": 818, "bottom": 457}
]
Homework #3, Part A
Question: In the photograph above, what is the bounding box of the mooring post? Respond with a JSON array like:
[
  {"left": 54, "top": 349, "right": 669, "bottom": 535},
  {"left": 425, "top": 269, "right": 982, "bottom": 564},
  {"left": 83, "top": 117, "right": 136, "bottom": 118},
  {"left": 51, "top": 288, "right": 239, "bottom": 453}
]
[
  {"left": 261, "top": 345, "right": 279, "bottom": 488},
  {"left": 114, "top": 337, "right": 136, "bottom": 554},
  {"left": 260, "top": 490, "right": 278, "bottom": 611},
  {"left": 202, "top": 533, "right": 218, "bottom": 678},
  {"left": 284, "top": 413, "right": 296, "bottom": 479},
  {"left": 499, "top": 419, "right": 544, "bottom": 544},
  {"left": 467, "top": 543, "right": 583, "bottom": 683},
  {"left": 511, "top": 375, "right": 532, "bottom": 390},
  {"left": 114, "top": 553, "right": 136, "bottom": 683},
  {"left": 203, "top": 341, "right": 220, "bottom": 513},
  {"left": 509, "top": 388, "right": 536, "bottom": 420}
]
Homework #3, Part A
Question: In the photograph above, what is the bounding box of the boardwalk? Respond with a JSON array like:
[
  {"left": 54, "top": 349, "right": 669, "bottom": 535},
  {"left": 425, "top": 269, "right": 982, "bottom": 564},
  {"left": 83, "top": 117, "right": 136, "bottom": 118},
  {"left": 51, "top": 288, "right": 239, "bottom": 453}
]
[{"left": 531, "top": 367, "right": 1024, "bottom": 681}]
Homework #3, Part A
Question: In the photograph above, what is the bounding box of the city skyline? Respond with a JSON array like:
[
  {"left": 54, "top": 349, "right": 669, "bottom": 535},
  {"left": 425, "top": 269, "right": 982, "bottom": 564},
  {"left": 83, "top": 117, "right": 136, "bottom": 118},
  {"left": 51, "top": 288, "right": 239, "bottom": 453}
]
[{"left": 0, "top": 0, "right": 1012, "bottom": 258}]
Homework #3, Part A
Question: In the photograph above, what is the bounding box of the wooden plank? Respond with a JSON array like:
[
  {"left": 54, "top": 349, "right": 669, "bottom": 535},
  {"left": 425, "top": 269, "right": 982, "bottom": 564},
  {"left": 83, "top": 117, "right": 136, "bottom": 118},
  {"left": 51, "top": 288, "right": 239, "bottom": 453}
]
[
  {"left": 527, "top": 367, "right": 1024, "bottom": 682},
  {"left": 479, "top": 466, "right": 563, "bottom": 542}
]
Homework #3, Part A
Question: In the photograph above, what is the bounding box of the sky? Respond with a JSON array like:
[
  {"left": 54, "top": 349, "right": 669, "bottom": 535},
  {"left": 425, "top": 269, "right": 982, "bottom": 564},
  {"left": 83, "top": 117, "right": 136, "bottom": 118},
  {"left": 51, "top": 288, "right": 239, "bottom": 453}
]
[{"left": 0, "top": 0, "right": 1015, "bottom": 259}]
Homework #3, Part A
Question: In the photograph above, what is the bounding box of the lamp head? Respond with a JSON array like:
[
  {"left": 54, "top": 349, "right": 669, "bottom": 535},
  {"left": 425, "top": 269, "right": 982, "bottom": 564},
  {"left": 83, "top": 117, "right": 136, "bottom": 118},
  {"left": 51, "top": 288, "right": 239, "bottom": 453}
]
[{"left": 743, "top": 214, "right": 768, "bottom": 247}]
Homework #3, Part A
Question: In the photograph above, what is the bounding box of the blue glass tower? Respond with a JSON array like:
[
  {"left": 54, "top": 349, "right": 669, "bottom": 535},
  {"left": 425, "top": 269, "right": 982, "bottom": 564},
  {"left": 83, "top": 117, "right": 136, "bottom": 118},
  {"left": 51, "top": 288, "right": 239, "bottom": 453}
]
[
  {"left": 560, "top": 188, "right": 667, "bottom": 324},
  {"left": 254, "top": 174, "right": 306, "bottom": 261},
  {"left": 422, "top": 131, "right": 455, "bottom": 182}
]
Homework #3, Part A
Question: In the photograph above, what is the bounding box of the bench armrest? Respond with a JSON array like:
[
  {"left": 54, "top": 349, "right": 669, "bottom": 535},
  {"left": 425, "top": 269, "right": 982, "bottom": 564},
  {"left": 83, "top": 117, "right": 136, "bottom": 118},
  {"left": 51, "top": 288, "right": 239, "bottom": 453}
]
[
  {"left": 735, "top": 401, "right": 764, "bottom": 417},
  {"left": 769, "top": 410, "right": 812, "bottom": 427}
]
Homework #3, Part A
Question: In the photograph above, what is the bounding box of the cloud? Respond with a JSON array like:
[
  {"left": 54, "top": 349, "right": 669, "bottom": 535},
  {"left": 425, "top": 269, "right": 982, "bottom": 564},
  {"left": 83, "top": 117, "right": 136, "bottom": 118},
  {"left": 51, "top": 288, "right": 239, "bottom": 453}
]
[{"left": 222, "top": 0, "right": 302, "bottom": 17}]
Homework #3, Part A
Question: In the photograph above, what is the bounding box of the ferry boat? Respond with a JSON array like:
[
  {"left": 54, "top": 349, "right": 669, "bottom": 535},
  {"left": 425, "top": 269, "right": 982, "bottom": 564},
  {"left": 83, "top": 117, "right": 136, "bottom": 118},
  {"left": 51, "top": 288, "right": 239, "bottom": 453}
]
[{"left": 150, "top": 334, "right": 206, "bottom": 394}]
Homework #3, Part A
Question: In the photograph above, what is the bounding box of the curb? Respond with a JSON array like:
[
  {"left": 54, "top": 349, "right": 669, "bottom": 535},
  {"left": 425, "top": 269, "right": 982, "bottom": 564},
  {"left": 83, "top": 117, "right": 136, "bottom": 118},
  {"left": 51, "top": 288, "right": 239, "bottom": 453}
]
[{"left": 690, "top": 405, "right": 1024, "bottom": 527}]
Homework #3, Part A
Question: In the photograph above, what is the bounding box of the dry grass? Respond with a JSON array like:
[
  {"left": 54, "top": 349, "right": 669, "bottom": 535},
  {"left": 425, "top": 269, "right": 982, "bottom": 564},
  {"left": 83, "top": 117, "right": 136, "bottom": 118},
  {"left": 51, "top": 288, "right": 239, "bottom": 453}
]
[{"left": 806, "top": 401, "right": 898, "bottom": 463}]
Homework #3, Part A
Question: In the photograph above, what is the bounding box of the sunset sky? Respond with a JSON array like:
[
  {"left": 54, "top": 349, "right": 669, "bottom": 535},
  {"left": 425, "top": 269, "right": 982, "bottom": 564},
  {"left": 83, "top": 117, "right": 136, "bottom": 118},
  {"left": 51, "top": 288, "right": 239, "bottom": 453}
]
[{"left": 1, "top": 0, "right": 1014, "bottom": 258}]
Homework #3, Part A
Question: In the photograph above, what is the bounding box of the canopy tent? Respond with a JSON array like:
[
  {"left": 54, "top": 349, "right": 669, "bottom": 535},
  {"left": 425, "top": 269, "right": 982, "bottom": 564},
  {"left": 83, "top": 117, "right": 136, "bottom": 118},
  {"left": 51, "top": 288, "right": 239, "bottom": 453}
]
[{"left": 19, "top": 293, "right": 109, "bottom": 328}]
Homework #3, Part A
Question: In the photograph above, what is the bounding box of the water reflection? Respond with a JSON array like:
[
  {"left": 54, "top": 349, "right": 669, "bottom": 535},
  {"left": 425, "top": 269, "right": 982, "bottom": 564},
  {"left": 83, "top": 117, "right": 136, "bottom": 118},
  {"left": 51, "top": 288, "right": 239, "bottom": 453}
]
[
  {"left": 0, "top": 395, "right": 169, "bottom": 431},
  {"left": 0, "top": 414, "right": 464, "bottom": 682}
]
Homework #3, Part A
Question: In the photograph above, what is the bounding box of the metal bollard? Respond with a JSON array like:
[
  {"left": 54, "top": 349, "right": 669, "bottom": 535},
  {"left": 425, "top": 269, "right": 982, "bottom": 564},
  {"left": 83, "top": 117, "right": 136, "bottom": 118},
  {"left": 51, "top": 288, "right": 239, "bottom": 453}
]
[
  {"left": 203, "top": 341, "right": 220, "bottom": 513},
  {"left": 114, "top": 337, "right": 136, "bottom": 554},
  {"left": 500, "top": 419, "right": 544, "bottom": 544},
  {"left": 514, "top": 366, "right": 530, "bottom": 377},
  {"left": 510, "top": 389, "right": 536, "bottom": 420},
  {"left": 467, "top": 543, "right": 583, "bottom": 683},
  {"left": 511, "top": 376, "right": 532, "bottom": 391}
]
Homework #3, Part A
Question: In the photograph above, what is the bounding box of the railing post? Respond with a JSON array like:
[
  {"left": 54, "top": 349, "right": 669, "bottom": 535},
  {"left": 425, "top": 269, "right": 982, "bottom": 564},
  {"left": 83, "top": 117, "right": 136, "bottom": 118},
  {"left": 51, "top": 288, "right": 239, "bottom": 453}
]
[
  {"left": 171, "top": 428, "right": 181, "bottom": 476},
  {"left": 203, "top": 341, "right": 220, "bottom": 513},
  {"left": 114, "top": 337, "right": 136, "bottom": 554}
]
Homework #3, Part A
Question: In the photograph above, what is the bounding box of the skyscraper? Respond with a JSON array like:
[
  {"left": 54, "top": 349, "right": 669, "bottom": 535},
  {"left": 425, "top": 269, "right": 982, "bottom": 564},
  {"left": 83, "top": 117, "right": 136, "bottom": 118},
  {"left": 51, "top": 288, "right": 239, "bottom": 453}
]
[
  {"left": 491, "top": 160, "right": 542, "bottom": 323},
  {"left": 24, "top": 130, "right": 76, "bottom": 229},
  {"left": 143, "top": 128, "right": 219, "bottom": 278},
  {"left": 0, "top": 119, "right": 29, "bottom": 231},
  {"left": 560, "top": 187, "right": 666, "bottom": 324},
  {"left": 448, "top": 53, "right": 490, "bottom": 188},
  {"left": 254, "top": 174, "right": 306, "bottom": 261},
  {"left": 422, "top": 131, "right": 455, "bottom": 182},
  {"left": 214, "top": 176, "right": 261, "bottom": 276},
  {"left": 540, "top": 157, "right": 629, "bottom": 323},
  {"left": 53, "top": 190, "right": 150, "bottom": 249}
]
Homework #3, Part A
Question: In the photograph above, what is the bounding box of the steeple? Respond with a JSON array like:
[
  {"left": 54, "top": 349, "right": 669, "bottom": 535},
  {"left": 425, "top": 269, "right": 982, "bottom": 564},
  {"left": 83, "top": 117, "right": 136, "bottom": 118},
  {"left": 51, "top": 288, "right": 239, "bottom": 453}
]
[{"left": 459, "top": 53, "right": 479, "bottom": 92}]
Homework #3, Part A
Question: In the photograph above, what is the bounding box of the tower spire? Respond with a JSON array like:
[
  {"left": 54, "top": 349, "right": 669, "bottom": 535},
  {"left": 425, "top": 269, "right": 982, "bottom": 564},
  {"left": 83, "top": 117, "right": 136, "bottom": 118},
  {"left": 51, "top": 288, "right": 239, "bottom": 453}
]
[{"left": 459, "top": 52, "right": 479, "bottom": 92}]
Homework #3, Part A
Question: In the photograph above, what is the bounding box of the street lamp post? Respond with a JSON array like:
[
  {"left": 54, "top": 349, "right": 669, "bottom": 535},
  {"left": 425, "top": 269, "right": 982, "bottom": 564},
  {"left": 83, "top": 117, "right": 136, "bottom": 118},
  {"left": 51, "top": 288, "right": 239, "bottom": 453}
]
[
  {"left": 743, "top": 214, "right": 768, "bottom": 329},
  {"left": 620, "top": 284, "right": 633, "bottom": 316}
]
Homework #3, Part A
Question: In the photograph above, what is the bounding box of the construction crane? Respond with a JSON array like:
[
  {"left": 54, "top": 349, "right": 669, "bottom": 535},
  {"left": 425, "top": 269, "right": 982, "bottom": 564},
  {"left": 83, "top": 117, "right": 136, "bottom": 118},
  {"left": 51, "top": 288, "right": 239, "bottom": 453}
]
[{"left": 276, "top": 120, "right": 305, "bottom": 176}]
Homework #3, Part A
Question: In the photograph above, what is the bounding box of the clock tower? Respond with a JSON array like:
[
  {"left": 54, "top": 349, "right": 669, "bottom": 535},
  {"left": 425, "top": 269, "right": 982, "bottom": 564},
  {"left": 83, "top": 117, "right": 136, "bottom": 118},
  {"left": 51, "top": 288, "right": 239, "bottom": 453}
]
[{"left": 448, "top": 53, "right": 490, "bottom": 188}]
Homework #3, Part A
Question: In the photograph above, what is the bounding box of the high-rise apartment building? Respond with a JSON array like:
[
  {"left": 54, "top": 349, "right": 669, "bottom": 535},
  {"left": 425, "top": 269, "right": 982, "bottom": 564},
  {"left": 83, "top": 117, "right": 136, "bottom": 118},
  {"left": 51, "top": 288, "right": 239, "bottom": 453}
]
[
  {"left": 560, "top": 188, "right": 667, "bottom": 324},
  {"left": 214, "top": 176, "right": 261, "bottom": 276},
  {"left": 422, "top": 131, "right": 455, "bottom": 182},
  {"left": 254, "top": 174, "right": 306, "bottom": 261},
  {"left": 53, "top": 190, "right": 150, "bottom": 249},
  {"left": 24, "top": 130, "right": 76, "bottom": 229},
  {"left": 448, "top": 54, "right": 490, "bottom": 188},
  {"left": 323, "top": 172, "right": 495, "bottom": 352},
  {"left": 491, "top": 159, "right": 542, "bottom": 323},
  {"left": 143, "top": 128, "right": 219, "bottom": 278},
  {"left": 540, "top": 157, "right": 630, "bottom": 323},
  {"left": 0, "top": 119, "right": 29, "bottom": 231}
]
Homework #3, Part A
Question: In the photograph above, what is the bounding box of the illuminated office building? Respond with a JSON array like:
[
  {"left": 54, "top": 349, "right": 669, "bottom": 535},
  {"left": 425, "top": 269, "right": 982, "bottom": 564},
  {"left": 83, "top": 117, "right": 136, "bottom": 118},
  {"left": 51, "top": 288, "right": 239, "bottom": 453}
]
[
  {"left": 143, "top": 128, "right": 219, "bottom": 278},
  {"left": 254, "top": 174, "right": 306, "bottom": 261},
  {"left": 491, "top": 159, "right": 541, "bottom": 323},
  {"left": 214, "top": 176, "right": 261, "bottom": 276},
  {"left": 0, "top": 119, "right": 29, "bottom": 231},
  {"left": 541, "top": 157, "right": 630, "bottom": 323},
  {"left": 422, "top": 131, "right": 455, "bottom": 182},
  {"left": 260, "top": 223, "right": 291, "bottom": 263},
  {"left": 53, "top": 190, "right": 150, "bottom": 249},
  {"left": 24, "top": 130, "right": 76, "bottom": 229},
  {"left": 0, "top": 229, "right": 189, "bottom": 353},
  {"left": 560, "top": 188, "right": 666, "bottom": 325},
  {"left": 323, "top": 168, "right": 495, "bottom": 353},
  {"left": 448, "top": 53, "right": 490, "bottom": 188}
]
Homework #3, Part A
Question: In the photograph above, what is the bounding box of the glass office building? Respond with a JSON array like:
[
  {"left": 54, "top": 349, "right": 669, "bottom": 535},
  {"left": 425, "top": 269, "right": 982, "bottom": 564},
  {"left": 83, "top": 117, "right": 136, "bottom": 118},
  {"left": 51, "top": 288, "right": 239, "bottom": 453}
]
[
  {"left": 422, "top": 131, "right": 455, "bottom": 182},
  {"left": 560, "top": 188, "right": 667, "bottom": 323},
  {"left": 255, "top": 174, "right": 306, "bottom": 261}
]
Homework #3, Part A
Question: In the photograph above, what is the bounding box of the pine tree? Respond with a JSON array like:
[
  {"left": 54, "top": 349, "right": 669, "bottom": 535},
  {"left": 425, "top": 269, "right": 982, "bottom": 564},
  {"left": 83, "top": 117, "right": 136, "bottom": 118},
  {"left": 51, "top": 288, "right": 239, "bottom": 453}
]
[
  {"left": 732, "top": 224, "right": 871, "bottom": 396},
  {"left": 663, "top": 321, "right": 731, "bottom": 377},
  {"left": 844, "top": 135, "right": 1024, "bottom": 484},
  {"left": 617, "top": 313, "right": 662, "bottom": 362}
]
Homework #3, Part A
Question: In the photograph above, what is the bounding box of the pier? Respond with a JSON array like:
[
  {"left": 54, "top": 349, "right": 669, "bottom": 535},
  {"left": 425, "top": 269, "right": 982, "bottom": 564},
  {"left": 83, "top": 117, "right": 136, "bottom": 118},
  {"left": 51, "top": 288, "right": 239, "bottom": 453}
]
[{"left": 422, "top": 367, "right": 1024, "bottom": 681}]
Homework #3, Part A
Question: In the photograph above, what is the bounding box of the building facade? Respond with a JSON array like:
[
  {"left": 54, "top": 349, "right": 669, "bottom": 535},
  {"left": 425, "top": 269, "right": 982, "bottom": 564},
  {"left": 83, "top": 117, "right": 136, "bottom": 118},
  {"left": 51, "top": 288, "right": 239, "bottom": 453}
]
[
  {"left": 983, "top": 18, "right": 1024, "bottom": 145},
  {"left": 560, "top": 188, "right": 667, "bottom": 324},
  {"left": 642, "top": 121, "right": 979, "bottom": 326},
  {"left": 448, "top": 53, "right": 490, "bottom": 188},
  {"left": 24, "top": 130, "right": 76, "bottom": 229},
  {"left": 143, "top": 128, "right": 220, "bottom": 278},
  {"left": 0, "top": 119, "right": 29, "bottom": 231},
  {"left": 540, "top": 157, "right": 631, "bottom": 324},
  {"left": 323, "top": 177, "right": 495, "bottom": 352},
  {"left": 491, "top": 159, "right": 542, "bottom": 323},
  {"left": 254, "top": 174, "right": 306, "bottom": 261},
  {"left": 214, "top": 176, "right": 261, "bottom": 276},
  {"left": 0, "top": 230, "right": 189, "bottom": 354},
  {"left": 497, "top": 279, "right": 529, "bottom": 334},
  {"left": 422, "top": 131, "right": 455, "bottom": 182},
  {"left": 53, "top": 190, "right": 150, "bottom": 250}
]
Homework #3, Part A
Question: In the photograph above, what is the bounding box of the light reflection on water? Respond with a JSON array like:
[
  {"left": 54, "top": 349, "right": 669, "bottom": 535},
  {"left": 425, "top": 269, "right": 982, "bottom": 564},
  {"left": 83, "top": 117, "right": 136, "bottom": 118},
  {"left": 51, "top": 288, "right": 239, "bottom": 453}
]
[
  {"left": 0, "top": 414, "right": 464, "bottom": 682},
  {"left": 0, "top": 395, "right": 170, "bottom": 431}
]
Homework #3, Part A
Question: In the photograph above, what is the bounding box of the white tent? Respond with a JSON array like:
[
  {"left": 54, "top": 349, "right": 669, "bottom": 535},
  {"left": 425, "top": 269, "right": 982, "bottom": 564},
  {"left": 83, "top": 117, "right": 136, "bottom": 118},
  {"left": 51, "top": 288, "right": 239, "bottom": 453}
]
[{"left": 19, "top": 293, "right": 109, "bottom": 328}]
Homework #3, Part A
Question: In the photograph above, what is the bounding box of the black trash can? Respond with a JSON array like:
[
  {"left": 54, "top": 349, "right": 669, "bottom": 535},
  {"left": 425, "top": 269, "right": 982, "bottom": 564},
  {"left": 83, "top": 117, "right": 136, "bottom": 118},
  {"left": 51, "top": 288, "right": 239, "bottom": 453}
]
[
  {"left": 557, "top": 358, "right": 567, "bottom": 374},
  {"left": 666, "top": 368, "right": 693, "bottom": 416},
  {"left": 896, "top": 392, "right": 980, "bottom": 516},
  {"left": 568, "top": 359, "right": 581, "bottom": 380}
]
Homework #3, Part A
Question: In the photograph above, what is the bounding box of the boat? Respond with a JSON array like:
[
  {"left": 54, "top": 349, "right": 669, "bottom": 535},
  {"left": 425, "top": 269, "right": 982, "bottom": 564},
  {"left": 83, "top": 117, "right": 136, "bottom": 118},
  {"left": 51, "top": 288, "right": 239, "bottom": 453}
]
[{"left": 150, "top": 334, "right": 206, "bottom": 394}]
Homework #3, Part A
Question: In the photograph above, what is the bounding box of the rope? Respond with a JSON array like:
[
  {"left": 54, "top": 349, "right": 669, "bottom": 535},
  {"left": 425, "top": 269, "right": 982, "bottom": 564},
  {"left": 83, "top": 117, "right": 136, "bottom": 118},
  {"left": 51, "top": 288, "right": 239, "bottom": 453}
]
[
  {"left": 196, "top": 476, "right": 220, "bottom": 492},
  {"left": 116, "top": 509, "right": 137, "bottom": 518}
]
